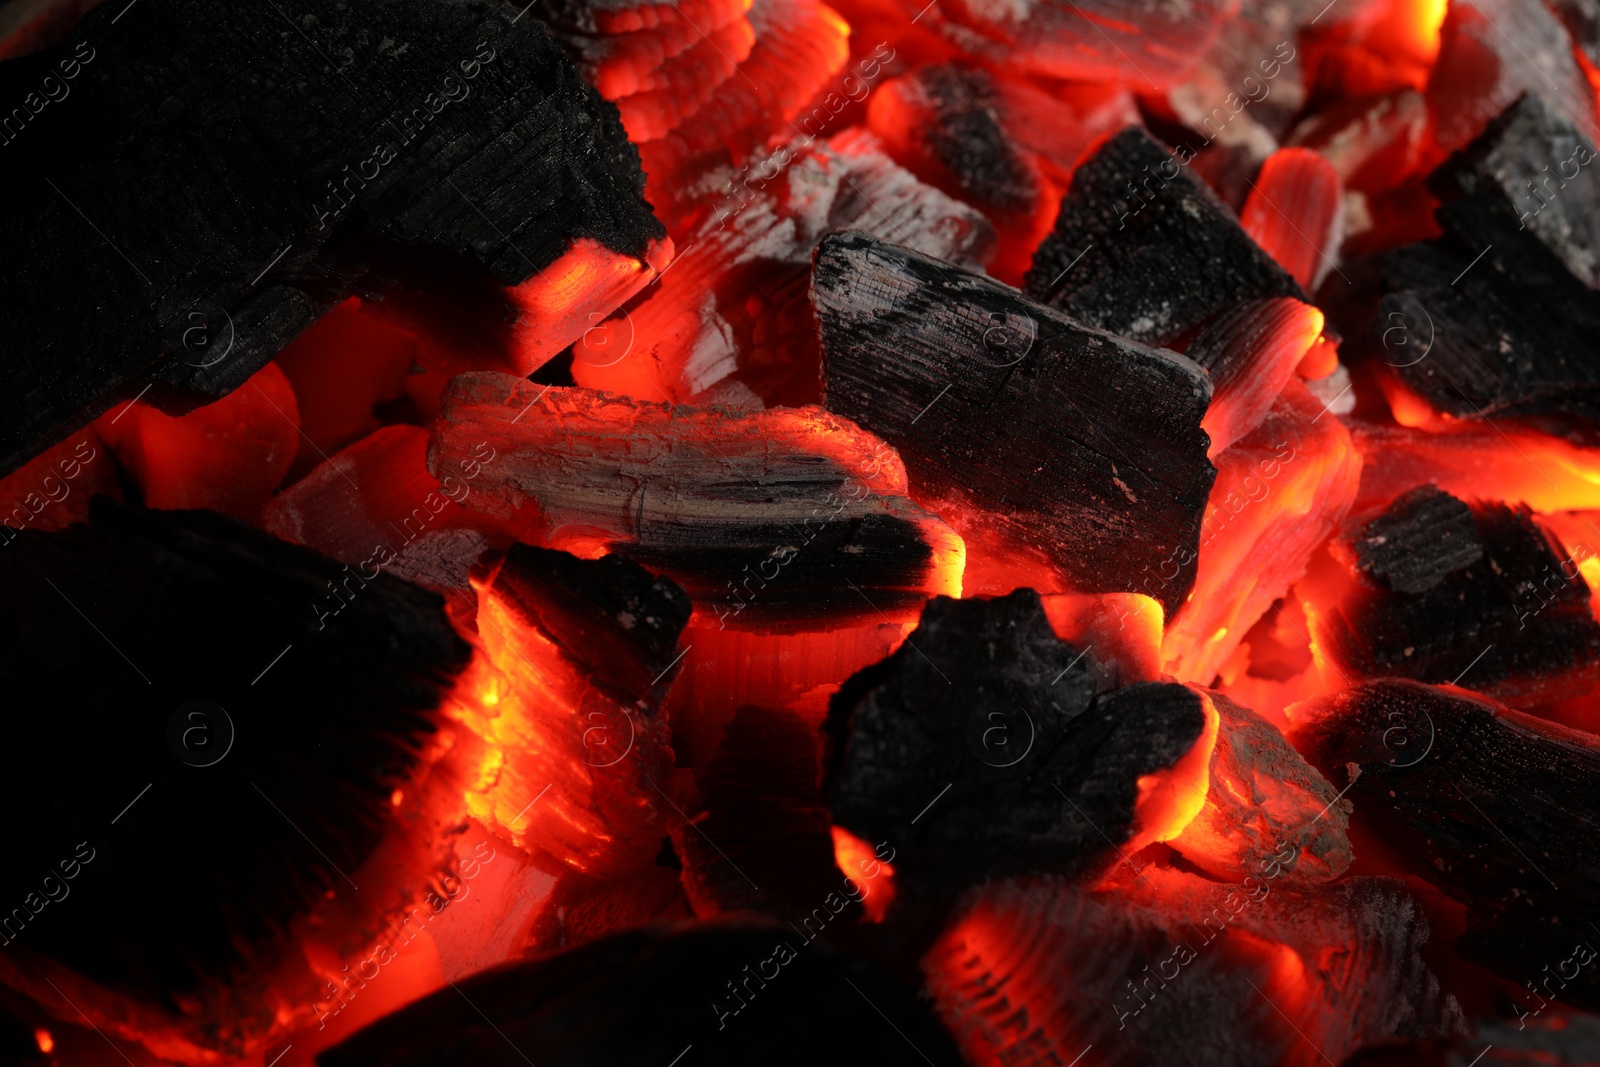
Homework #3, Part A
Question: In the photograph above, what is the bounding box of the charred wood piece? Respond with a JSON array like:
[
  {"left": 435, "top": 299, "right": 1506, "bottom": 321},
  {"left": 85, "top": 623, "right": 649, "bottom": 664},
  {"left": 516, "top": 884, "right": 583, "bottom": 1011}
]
[
  {"left": 428, "top": 373, "right": 964, "bottom": 627},
  {"left": 1290, "top": 679, "right": 1600, "bottom": 1007},
  {"left": 1315, "top": 488, "right": 1600, "bottom": 706},
  {"left": 924, "top": 870, "right": 1463, "bottom": 1067},
  {"left": 1024, "top": 127, "right": 1305, "bottom": 348},
  {"left": 822, "top": 591, "right": 1207, "bottom": 900},
  {"left": 812, "top": 231, "right": 1215, "bottom": 616},
  {"left": 0, "top": 0, "right": 664, "bottom": 476}
]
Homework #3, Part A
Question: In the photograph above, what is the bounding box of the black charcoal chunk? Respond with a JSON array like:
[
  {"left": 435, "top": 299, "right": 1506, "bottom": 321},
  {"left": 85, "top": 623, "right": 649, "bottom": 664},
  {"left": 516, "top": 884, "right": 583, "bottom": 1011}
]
[
  {"left": 812, "top": 231, "right": 1216, "bottom": 616},
  {"left": 1023, "top": 127, "right": 1304, "bottom": 346},
  {"left": 0, "top": 0, "right": 663, "bottom": 475},
  {"left": 1353, "top": 485, "right": 1485, "bottom": 593},
  {"left": 822, "top": 591, "right": 1205, "bottom": 900}
]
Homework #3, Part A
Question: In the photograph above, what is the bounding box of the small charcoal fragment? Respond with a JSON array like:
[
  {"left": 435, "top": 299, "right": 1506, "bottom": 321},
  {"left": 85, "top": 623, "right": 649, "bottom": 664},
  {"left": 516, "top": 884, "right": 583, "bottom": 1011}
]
[
  {"left": 321, "top": 924, "right": 964, "bottom": 1066},
  {"left": 1024, "top": 127, "right": 1305, "bottom": 347},
  {"left": 1314, "top": 490, "right": 1600, "bottom": 705},
  {"left": 812, "top": 231, "right": 1215, "bottom": 615},
  {"left": 822, "top": 592, "right": 1207, "bottom": 900},
  {"left": 1352, "top": 485, "right": 1484, "bottom": 594},
  {"left": 1289, "top": 679, "right": 1600, "bottom": 1005}
]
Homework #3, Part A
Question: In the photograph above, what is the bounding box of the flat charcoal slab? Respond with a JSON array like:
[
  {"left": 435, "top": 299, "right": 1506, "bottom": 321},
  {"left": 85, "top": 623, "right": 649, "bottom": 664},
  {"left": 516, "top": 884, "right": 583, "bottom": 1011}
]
[
  {"left": 813, "top": 231, "right": 1215, "bottom": 616},
  {"left": 1289, "top": 679, "right": 1600, "bottom": 1006},
  {"left": 1315, "top": 488, "right": 1600, "bottom": 706},
  {"left": 429, "top": 373, "right": 965, "bottom": 627},
  {"left": 322, "top": 923, "right": 964, "bottom": 1066},
  {"left": 822, "top": 591, "right": 1206, "bottom": 900},
  {"left": 1023, "top": 127, "right": 1304, "bottom": 347},
  {"left": 0, "top": 0, "right": 663, "bottom": 475},
  {"left": 0, "top": 497, "right": 470, "bottom": 1055}
]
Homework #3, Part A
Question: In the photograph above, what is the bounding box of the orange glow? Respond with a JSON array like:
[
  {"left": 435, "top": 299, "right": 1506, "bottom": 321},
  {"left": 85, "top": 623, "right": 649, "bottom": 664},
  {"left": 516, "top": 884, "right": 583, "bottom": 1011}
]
[
  {"left": 1297, "top": 336, "right": 1340, "bottom": 380},
  {"left": 1240, "top": 151, "right": 1344, "bottom": 291},
  {"left": 1128, "top": 689, "right": 1220, "bottom": 850},
  {"left": 1375, "top": 368, "right": 1446, "bottom": 428},
  {"left": 33, "top": 1028, "right": 52, "bottom": 1054},
  {"left": 93, "top": 361, "right": 300, "bottom": 524},
  {"left": 508, "top": 237, "right": 674, "bottom": 376},
  {"left": 1042, "top": 592, "right": 1164, "bottom": 686},
  {"left": 830, "top": 826, "right": 895, "bottom": 922}
]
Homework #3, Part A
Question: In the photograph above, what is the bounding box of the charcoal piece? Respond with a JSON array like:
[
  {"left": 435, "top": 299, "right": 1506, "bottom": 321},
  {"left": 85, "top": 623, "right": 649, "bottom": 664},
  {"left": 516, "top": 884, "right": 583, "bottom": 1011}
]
[
  {"left": 1430, "top": 94, "right": 1600, "bottom": 290},
  {"left": 822, "top": 592, "right": 1206, "bottom": 900},
  {"left": 486, "top": 543, "right": 691, "bottom": 708},
  {"left": 0, "top": 0, "right": 665, "bottom": 476},
  {"left": 429, "top": 373, "right": 965, "bottom": 627},
  {"left": 1289, "top": 680, "right": 1600, "bottom": 1005},
  {"left": 1352, "top": 485, "right": 1485, "bottom": 594},
  {"left": 812, "top": 231, "right": 1216, "bottom": 616},
  {"left": 673, "top": 706, "right": 845, "bottom": 921},
  {"left": 320, "top": 923, "right": 965, "bottom": 1066},
  {"left": 925, "top": 870, "right": 1463, "bottom": 1067},
  {"left": 1023, "top": 127, "right": 1304, "bottom": 347},
  {"left": 1169, "top": 690, "right": 1352, "bottom": 885},
  {"left": 1316, "top": 491, "right": 1600, "bottom": 705},
  {"left": 1552, "top": 0, "right": 1600, "bottom": 70},
  {"left": 0, "top": 497, "right": 470, "bottom": 1055},
  {"left": 1187, "top": 296, "right": 1324, "bottom": 455},
  {"left": 1376, "top": 240, "right": 1600, "bottom": 437}
]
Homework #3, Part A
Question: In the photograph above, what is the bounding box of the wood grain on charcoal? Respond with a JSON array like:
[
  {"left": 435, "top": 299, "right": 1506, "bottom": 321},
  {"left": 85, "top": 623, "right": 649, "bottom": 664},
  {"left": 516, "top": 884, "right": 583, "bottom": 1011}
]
[{"left": 812, "top": 231, "right": 1216, "bottom": 616}]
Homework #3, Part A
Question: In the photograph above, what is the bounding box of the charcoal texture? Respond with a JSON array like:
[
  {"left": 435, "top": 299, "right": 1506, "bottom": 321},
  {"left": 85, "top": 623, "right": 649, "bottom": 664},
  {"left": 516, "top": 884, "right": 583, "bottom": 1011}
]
[
  {"left": 905, "top": 65, "right": 1039, "bottom": 217},
  {"left": 1351, "top": 486, "right": 1484, "bottom": 594},
  {"left": 320, "top": 923, "right": 965, "bottom": 1067},
  {"left": 1291, "top": 680, "right": 1600, "bottom": 1007},
  {"left": 1377, "top": 96, "right": 1600, "bottom": 438},
  {"left": 1024, "top": 127, "right": 1304, "bottom": 347},
  {"left": 0, "top": 498, "right": 469, "bottom": 1033},
  {"left": 823, "top": 592, "right": 1206, "bottom": 899},
  {"left": 1319, "top": 490, "right": 1600, "bottom": 705},
  {"left": 0, "top": 0, "right": 663, "bottom": 475},
  {"left": 812, "top": 231, "right": 1216, "bottom": 616}
]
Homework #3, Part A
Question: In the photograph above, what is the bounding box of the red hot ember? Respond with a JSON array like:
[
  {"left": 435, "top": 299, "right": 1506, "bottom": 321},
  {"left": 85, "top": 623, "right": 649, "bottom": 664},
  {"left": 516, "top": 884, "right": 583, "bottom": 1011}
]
[{"left": 0, "top": 0, "right": 1599, "bottom": 1064}]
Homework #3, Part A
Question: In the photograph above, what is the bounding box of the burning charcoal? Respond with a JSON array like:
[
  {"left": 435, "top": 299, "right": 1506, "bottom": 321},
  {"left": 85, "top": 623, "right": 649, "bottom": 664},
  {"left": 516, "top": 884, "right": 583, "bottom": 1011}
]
[
  {"left": 1430, "top": 94, "right": 1600, "bottom": 291},
  {"left": 1024, "top": 127, "right": 1305, "bottom": 348},
  {"left": 629, "top": 0, "right": 853, "bottom": 218},
  {"left": 321, "top": 923, "right": 964, "bottom": 1066},
  {"left": 924, "top": 870, "right": 1463, "bottom": 1067},
  {"left": 1288, "top": 680, "right": 1600, "bottom": 1006},
  {"left": 95, "top": 361, "right": 300, "bottom": 524},
  {"left": 1311, "top": 489, "right": 1600, "bottom": 706},
  {"left": 1427, "top": 0, "right": 1595, "bottom": 156},
  {"left": 272, "top": 299, "right": 421, "bottom": 477},
  {"left": 428, "top": 372, "right": 965, "bottom": 627},
  {"left": 575, "top": 127, "right": 994, "bottom": 407},
  {"left": 1287, "top": 90, "right": 1430, "bottom": 194},
  {"left": 1040, "top": 592, "right": 1166, "bottom": 695},
  {"left": 1189, "top": 297, "right": 1327, "bottom": 455},
  {"left": 1375, "top": 237, "right": 1600, "bottom": 442},
  {"left": 1194, "top": 0, "right": 1316, "bottom": 139},
  {"left": 822, "top": 592, "right": 1214, "bottom": 901},
  {"left": 672, "top": 619, "right": 905, "bottom": 767},
  {"left": 0, "top": 498, "right": 471, "bottom": 1060},
  {"left": 912, "top": 0, "right": 1232, "bottom": 87},
  {"left": 1349, "top": 485, "right": 1484, "bottom": 594},
  {"left": 264, "top": 425, "right": 493, "bottom": 609},
  {"left": 0, "top": 427, "right": 118, "bottom": 539},
  {"left": 1552, "top": 0, "right": 1600, "bottom": 70},
  {"left": 672, "top": 706, "right": 846, "bottom": 921},
  {"left": 1240, "top": 148, "right": 1345, "bottom": 291},
  {"left": 863, "top": 63, "right": 1055, "bottom": 280},
  {"left": 1163, "top": 381, "right": 1362, "bottom": 686},
  {"left": 812, "top": 231, "right": 1216, "bottom": 616},
  {"left": 1169, "top": 691, "right": 1352, "bottom": 884},
  {"left": 454, "top": 543, "right": 691, "bottom": 875},
  {"left": 0, "top": 0, "right": 667, "bottom": 477}
]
